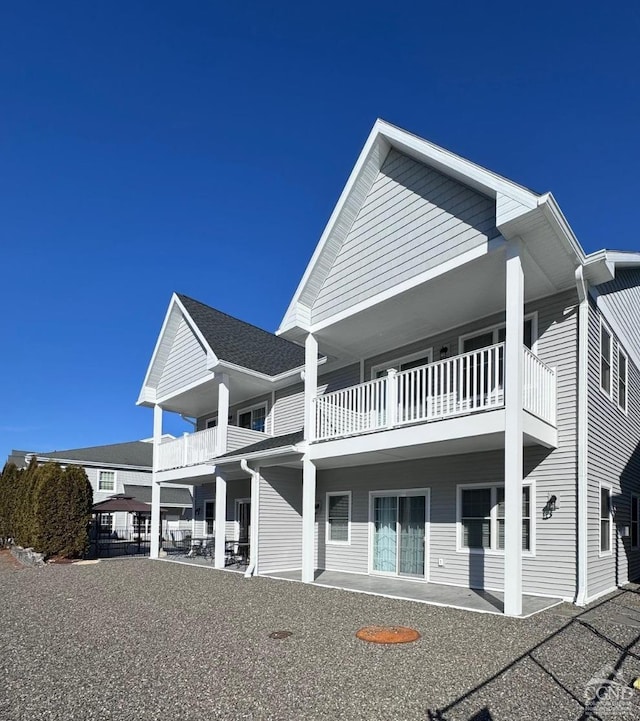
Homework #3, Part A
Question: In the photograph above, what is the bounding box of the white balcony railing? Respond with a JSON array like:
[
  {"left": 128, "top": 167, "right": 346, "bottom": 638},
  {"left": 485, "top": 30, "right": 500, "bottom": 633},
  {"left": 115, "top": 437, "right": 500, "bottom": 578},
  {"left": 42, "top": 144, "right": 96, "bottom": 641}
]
[
  {"left": 523, "top": 346, "right": 556, "bottom": 425},
  {"left": 314, "top": 343, "right": 556, "bottom": 441},
  {"left": 157, "top": 426, "right": 218, "bottom": 471}
]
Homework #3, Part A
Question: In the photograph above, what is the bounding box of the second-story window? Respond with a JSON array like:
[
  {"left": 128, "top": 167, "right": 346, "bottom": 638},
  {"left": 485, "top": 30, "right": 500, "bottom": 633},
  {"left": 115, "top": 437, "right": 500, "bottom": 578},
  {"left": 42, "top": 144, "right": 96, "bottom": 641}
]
[
  {"left": 238, "top": 404, "right": 266, "bottom": 432},
  {"left": 618, "top": 348, "right": 628, "bottom": 412},
  {"left": 98, "top": 470, "right": 115, "bottom": 492},
  {"left": 600, "top": 322, "right": 612, "bottom": 396}
]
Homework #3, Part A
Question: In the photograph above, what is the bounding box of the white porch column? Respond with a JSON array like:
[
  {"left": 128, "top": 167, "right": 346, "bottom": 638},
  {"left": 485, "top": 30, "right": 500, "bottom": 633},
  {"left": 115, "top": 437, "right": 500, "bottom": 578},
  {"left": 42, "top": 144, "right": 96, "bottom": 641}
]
[
  {"left": 304, "top": 334, "right": 318, "bottom": 442},
  {"left": 504, "top": 240, "right": 524, "bottom": 616},
  {"left": 216, "top": 373, "right": 230, "bottom": 456},
  {"left": 214, "top": 473, "right": 227, "bottom": 569},
  {"left": 150, "top": 404, "right": 163, "bottom": 559},
  {"left": 302, "top": 455, "right": 316, "bottom": 583}
]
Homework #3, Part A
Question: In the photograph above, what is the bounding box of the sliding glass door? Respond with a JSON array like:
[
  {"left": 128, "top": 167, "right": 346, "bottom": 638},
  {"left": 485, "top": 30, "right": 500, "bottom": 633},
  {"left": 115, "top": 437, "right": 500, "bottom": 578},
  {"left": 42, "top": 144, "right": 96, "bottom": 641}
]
[{"left": 371, "top": 491, "right": 428, "bottom": 578}]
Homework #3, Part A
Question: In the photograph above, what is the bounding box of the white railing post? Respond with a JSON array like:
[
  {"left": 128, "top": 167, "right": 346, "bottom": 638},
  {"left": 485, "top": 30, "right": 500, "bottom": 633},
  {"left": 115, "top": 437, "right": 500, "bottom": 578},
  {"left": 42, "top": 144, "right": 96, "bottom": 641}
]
[{"left": 386, "top": 368, "right": 397, "bottom": 428}]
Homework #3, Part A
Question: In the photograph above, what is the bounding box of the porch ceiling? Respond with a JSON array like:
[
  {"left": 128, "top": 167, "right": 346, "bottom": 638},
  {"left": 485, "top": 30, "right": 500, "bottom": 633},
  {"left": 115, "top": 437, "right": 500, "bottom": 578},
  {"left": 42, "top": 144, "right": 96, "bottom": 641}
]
[{"left": 313, "top": 240, "right": 575, "bottom": 361}]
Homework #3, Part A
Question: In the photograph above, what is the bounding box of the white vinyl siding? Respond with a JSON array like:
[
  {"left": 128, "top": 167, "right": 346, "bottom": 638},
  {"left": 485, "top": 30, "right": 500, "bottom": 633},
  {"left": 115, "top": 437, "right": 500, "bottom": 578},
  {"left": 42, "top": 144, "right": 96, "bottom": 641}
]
[
  {"left": 156, "top": 315, "right": 210, "bottom": 398},
  {"left": 587, "top": 297, "right": 640, "bottom": 598},
  {"left": 257, "top": 467, "right": 302, "bottom": 573},
  {"left": 312, "top": 149, "right": 498, "bottom": 324}
]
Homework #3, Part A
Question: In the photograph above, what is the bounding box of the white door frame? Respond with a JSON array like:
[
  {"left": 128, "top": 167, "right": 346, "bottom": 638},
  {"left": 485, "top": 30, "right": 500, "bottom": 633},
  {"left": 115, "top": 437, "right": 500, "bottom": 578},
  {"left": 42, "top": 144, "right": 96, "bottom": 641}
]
[
  {"left": 234, "top": 497, "right": 251, "bottom": 542},
  {"left": 368, "top": 488, "right": 430, "bottom": 582}
]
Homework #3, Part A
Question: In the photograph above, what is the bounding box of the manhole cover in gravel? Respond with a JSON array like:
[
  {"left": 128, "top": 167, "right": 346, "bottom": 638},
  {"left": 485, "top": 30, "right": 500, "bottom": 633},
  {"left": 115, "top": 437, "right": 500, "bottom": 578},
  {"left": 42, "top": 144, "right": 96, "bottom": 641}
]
[
  {"left": 269, "top": 631, "right": 293, "bottom": 640},
  {"left": 356, "top": 626, "right": 420, "bottom": 644}
]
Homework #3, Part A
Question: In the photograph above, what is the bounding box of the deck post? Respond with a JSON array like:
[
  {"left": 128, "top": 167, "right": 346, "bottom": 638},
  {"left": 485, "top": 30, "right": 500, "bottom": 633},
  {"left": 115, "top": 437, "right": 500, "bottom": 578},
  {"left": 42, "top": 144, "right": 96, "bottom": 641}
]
[
  {"left": 214, "top": 473, "right": 227, "bottom": 568},
  {"left": 216, "top": 373, "right": 230, "bottom": 456},
  {"left": 150, "top": 403, "right": 163, "bottom": 559},
  {"left": 504, "top": 240, "right": 524, "bottom": 616},
  {"left": 304, "top": 334, "right": 318, "bottom": 441},
  {"left": 302, "top": 455, "right": 316, "bottom": 583}
]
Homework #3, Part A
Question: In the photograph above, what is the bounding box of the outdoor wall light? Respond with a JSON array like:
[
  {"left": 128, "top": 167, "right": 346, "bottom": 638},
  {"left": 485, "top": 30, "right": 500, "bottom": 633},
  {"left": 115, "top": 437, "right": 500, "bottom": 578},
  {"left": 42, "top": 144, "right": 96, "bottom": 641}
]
[
  {"left": 195, "top": 508, "right": 201, "bottom": 516},
  {"left": 440, "top": 346, "right": 449, "bottom": 360},
  {"left": 542, "top": 495, "right": 557, "bottom": 520}
]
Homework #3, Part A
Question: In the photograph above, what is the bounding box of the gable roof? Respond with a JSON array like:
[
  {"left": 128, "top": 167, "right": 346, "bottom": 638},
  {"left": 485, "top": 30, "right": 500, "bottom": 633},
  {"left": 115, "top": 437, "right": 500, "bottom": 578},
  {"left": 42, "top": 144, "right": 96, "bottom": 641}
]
[
  {"left": 276, "top": 118, "right": 589, "bottom": 338},
  {"left": 177, "top": 294, "right": 307, "bottom": 376},
  {"left": 35, "top": 440, "right": 153, "bottom": 469}
]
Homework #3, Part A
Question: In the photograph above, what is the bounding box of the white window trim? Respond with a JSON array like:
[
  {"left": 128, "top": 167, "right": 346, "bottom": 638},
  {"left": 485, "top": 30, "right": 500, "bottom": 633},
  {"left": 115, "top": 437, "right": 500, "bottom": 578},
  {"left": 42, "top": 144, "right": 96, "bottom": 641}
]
[
  {"left": 617, "top": 346, "right": 628, "bottom": 414},
  {"left": 458, "top": 312, "right": 538, "bottom": 356},
  {"left": 631, "top": 494, "right": 639, "bottom": 550},
  {"left": 599, "top": 318, "right": 613, "bottom": 400},
  {"left": 599, "top": 482, "right": 613, "bottom": 557},
  {"left": 367, "top": 488, "right": 430, "bottom": 581},
  {"left": 236, "top": 402, "right": 268, "bottom": 431},
  {"left": 203, "top": 498, "right": 215, "bottom": 536},
  {"left": 97, "top": 469, "right": 117, "bottom": 493},
  {"left": 326, "top": 491, "right": 352, "bottom": 545},
  {"left": 456, "top": 482, "right": 535, "bottom": 557},
  {"left": 205, "top": 416, "right": 218, "bottom": 429},
  {"left": 370, "top": 348, "right": 433, "bottom": 379}
]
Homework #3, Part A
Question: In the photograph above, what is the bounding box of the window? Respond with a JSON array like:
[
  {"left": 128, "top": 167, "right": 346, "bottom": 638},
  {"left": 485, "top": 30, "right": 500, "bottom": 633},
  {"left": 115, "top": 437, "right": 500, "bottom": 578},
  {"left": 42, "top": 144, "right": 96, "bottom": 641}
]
[
  {"left": 98, "top": 513, "right": 113, "bottom": 533},
  {"left": 326, "top": 492, "right": 351, "bottom": 544},
  {"left": 98, "top": 470, "right": 115, "bottom": 492},
  {"left": 600, "top": 486, "right": 612, "bottom": 554},
  {"left": 632, "top": 495, "right": 639, "bottom": 549},
  {"left": 206, "top": 417, "right": 218, "bottom": 429},
  {"left": 600, "top": 322, "right": 612, "bottom": 396},
  {"left": 459, "top": 484, "right": 532, "bottom": 552},
  {"left": 204, "top": 500, "right": 215, "bottom": 535},
  {"left": 618, "top": 348, "right": 628, "bottom": 412},
  {"left": 372, "top": 349, "right": 432, "bottom": 379},
  {"left": 238, "top": 404, "right": 267, "bottom": 432},
  {"left": 461, "top": 316, "right": 536, "bottom": 354}
]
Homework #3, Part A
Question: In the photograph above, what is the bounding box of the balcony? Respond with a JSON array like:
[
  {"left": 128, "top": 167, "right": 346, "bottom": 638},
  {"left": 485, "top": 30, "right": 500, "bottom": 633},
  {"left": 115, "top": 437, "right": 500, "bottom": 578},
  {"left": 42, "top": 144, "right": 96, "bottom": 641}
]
[
  {"left": 313, "top": 344, "right": 556, "bottom": 442},
  {"left": 157, "top": 425, "right": 269, "bottom": 472}
]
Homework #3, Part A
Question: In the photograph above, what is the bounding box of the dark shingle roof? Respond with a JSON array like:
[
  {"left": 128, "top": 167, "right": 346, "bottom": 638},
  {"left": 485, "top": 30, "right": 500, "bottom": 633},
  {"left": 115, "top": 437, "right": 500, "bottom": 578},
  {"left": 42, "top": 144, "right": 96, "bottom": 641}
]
[
  {"left": 38, "top": 441, "right": 153, "bottom": 468},
  {"left": 218, "top": 431, "right": 304, "bottom": 459},
  {"left": 122, "top": 484, "right": 192, "bottom": 506},
  {"left": 177, "top": 294, "right": 307, "bottom": 376}
]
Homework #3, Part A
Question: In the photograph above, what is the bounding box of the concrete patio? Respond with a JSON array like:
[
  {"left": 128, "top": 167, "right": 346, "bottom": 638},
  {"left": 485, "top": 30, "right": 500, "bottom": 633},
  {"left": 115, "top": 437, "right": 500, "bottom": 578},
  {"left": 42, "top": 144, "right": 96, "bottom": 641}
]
[{"left": 266, "top": 569, "right": 563, "bottom": 616}]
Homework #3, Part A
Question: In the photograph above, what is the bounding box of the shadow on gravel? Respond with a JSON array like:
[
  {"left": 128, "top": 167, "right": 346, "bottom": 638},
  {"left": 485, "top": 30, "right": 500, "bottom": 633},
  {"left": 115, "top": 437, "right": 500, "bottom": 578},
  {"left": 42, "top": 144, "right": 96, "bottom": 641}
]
[{"left": 427, "top": 587, "right": 640, "bottom": 721}]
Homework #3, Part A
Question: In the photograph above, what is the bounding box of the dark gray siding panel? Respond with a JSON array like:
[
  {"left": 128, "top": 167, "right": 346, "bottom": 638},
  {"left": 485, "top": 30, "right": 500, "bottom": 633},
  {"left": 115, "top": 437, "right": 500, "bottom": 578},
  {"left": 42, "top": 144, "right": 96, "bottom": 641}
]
[{"left": 312, "top": 149, "right": 498, "bottom": 323}]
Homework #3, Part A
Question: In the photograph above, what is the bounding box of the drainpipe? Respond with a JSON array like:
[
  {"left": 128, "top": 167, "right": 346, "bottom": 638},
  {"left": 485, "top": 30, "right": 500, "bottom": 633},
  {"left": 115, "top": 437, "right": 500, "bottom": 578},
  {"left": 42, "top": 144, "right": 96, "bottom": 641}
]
[
  {"left": 575, "top": 267, "right": 589, "bottom": 606},
  {"left": 240, "top": 459, "right": 259, "bottom": 578}
]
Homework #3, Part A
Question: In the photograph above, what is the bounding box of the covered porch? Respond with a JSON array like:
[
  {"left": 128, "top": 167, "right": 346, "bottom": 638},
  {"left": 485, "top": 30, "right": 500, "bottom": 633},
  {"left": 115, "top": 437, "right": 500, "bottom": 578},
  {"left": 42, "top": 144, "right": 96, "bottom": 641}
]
[{"left": 266, "top": 569, "right": 562, "bottom": 617}]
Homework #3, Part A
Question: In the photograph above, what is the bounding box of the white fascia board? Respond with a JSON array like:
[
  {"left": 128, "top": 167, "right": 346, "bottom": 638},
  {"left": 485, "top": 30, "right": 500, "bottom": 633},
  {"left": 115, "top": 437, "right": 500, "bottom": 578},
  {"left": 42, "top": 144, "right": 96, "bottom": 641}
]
[
  {"left": 35, "top": 456, "right": 152, "bottom": 472},
  {"left": 378, "top": 119, "right": 540, "bottom": 205},
  {"left": 277, "top": 124, "right": 390, "bottom": 335},
  {"left": 156, "top": 464, "right": 216, "bottom": 484},
  {"left": 278, "top": 119, "right": 542, "bottom": 337},
  {"left": 215, "top": 446, "right": 303, "bottom": 466},
  {"left": 173, "top": 295, "right": 218, "bottom": 363},
  {"left": 138, "top": 294, "right": 179, "bottom": 401},
  {"left": 308, "top": 238, "right": 505, "bottom": 334},
  {"left": 214, "top": 356, "right": 327, "bottom": 384},
  {"left": 136, "top": 386, "right": 157, "bottom": 407},
  {"left": 537, "top": 194, "right": 586, "bottom": 266}
]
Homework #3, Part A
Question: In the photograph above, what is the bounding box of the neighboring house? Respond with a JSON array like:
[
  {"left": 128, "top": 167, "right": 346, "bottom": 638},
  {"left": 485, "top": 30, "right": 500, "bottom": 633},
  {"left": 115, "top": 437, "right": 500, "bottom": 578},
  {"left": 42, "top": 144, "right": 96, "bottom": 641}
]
[
  {"left": 8, "top": 440, "right": 194, "bottom": 534},
  {"left": 137, "top": 119, "right": 640, "bottom": 616}
]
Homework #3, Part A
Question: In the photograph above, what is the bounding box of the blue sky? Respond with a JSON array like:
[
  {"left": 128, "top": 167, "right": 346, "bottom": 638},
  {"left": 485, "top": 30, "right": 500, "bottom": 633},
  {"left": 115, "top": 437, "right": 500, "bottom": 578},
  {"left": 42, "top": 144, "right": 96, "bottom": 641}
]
[{"left": 1, "top": 1, "right": 638, "bottom": 460}]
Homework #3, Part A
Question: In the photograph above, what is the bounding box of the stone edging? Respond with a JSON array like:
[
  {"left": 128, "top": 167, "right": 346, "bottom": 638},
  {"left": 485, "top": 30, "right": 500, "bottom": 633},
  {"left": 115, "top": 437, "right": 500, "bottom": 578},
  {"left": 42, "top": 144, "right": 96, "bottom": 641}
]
[{"left": 10, "top": 545, "right": 46, "bottom": 567}]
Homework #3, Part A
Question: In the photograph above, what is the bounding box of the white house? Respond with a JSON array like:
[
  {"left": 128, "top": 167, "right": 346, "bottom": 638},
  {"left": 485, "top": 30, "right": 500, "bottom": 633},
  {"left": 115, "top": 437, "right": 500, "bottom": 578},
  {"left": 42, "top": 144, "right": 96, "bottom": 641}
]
[{"left": 137, "top": 120, "right": 640, "bottom": 616}]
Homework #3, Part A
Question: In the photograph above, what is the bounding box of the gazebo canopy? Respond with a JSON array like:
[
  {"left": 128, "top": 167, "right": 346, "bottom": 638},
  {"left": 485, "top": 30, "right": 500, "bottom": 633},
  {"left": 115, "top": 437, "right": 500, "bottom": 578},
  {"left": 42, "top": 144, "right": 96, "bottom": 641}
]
[{"left": 92, "top": 494, "right": 151, "bottom": 514}]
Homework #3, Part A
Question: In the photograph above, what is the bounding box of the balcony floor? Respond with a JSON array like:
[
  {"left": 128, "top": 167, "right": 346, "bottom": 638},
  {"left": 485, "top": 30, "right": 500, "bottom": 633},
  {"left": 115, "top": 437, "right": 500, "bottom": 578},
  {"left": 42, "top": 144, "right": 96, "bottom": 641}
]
[{"left": 265, "top": 569, "right": 562, "bottom": 617}]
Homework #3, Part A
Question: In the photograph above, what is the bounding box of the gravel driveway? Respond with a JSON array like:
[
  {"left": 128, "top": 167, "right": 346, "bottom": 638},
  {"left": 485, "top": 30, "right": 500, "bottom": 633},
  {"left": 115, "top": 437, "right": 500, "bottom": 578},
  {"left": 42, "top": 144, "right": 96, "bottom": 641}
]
[{"left": 1, "top": 554, "right": 639, "bottom": 720}]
